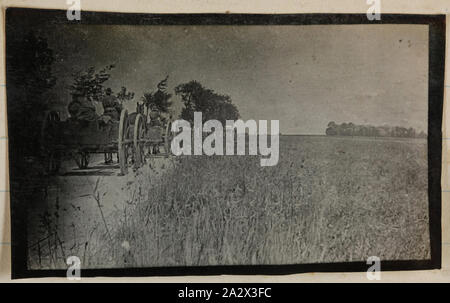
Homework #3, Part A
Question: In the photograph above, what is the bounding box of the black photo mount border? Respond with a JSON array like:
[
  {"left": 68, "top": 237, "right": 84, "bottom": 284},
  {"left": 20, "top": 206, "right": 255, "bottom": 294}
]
[{"left": 5, "top": 8, "right": 445, "bottom": 279}]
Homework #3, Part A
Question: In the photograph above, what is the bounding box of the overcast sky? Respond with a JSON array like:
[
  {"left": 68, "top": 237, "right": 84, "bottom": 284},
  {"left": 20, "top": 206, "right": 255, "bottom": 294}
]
[{"left": 38, "top": 24, "right": 428, "bottom": 134}]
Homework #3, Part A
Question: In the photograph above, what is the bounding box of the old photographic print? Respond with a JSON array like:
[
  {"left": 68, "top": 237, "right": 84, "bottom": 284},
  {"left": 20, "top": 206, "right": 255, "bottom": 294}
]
[{"left": 5, "top": 9, "right": 443, "bottom": 278}]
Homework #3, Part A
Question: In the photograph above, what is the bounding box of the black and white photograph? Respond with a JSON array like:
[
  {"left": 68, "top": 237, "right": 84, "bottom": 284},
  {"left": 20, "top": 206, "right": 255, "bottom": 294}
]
[{"left": 5, "top": 9, "right": 443, "bottom": 278}]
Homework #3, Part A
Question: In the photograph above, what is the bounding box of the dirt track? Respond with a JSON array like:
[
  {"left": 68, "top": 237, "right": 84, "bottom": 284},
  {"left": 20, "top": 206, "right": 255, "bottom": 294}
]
[{"left": 27, "top": 154, "right": 174, "bottom": 269}]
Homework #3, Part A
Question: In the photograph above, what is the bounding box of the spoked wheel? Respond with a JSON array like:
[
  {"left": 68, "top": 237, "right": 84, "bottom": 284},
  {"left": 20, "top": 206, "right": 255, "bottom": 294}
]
[
  {"left": 73, "top": 151, "right": 90, "bottom": 169},
  {"left": 133, "top": 114, "right": 146, "bottom": 168},
  {"left": 164, "top": 120, "right": 174, "bottom": 157},
  {"left": 118, "top": 109, "right": 133, "bottom": 175},
  {"left": 40, "top": 111, "right": 62, "bottom": 175}
]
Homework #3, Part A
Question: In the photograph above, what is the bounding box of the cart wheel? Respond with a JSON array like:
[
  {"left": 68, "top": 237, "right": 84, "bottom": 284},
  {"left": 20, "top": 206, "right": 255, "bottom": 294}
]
[
  {"left": 118, "top": 109, "right": 129, "bottom": 175},
  {"left": 134, "top": 114, "right": 146, "bottom": 168},
  {"left": 74, "top": 152, "right": 90, "bottom": 169},
  {"left": 164, "top": 120, "right": 174, "bottom": 157}
]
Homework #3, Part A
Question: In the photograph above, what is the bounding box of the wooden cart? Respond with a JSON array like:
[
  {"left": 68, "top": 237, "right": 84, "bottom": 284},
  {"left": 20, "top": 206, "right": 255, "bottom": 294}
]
[{"left": 40, "top": 108, "right": 174, "bottom": 175}]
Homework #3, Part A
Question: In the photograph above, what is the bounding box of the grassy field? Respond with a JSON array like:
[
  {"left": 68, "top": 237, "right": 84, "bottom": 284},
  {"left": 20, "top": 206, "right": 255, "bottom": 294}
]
[
  {"left": 27, "top": 135, "right": 429, "bottom": 268},
  {"left": 82, "top": 135, "right": 430, "bottom": 268}
]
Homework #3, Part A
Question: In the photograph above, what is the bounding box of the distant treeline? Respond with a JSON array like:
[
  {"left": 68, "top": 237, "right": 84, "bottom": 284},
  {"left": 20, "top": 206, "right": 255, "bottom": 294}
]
[{"left": 325, "top": 122, "right": 427, "bottom": 138}]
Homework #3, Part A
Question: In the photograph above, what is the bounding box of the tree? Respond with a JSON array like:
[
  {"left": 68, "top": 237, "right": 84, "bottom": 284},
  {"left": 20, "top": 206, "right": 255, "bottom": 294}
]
[
  {"left": 325, "top": 121, "right": 423, "bottom": 138},
  {"left": 209, "top": 97, "right": 240, "bottom": 125},
  {"left": 325, "top": 121, "right": 338, "bottom": 136},
  {"left": 175, "top": 80, "right": 239, "bottom": 124},
  {"left": 7, "top": 31, "right": 56, "bottom": 156},
  {"left": 418, "top": 131, "right": 427, "bottom": 138},
  {"left": 142, "top": 76, "right": 172, "bottom": 113},
  {"left": 116, "top": 86, "right": 135, "bottom": 105},
  {"left": 8, "top": 31, "right": 56, "bottom": 114},
  {"left": 69, "top": 64, "right": 115, "bottom": 101},
  {"left": 407, "top": 127, "right": 416, "bottom": 138},
  {"left": 174, "top": 80, "right": 208, "bottom": 118}
]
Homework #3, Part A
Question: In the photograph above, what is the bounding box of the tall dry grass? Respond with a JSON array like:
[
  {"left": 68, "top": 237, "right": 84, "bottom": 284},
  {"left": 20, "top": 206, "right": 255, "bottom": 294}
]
[{"left": 91, "top": 136, "right": 429, "bottom": 267}]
